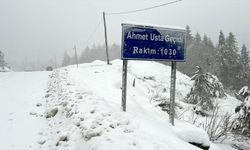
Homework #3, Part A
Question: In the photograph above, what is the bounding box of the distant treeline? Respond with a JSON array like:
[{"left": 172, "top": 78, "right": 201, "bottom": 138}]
[
  {"left": 61, "top": 43, "right": 120, "bottom": 67},
  {"left": 172, "top": 25, "right": 250, "bottom": 91},
  {"left": 61, "top": 25, "right": 250, "bottom": 91}
]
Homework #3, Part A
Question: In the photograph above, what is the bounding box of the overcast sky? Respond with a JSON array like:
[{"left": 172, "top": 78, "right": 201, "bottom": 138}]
[{"left": 0, "top": 0, "right": 250, "bottom": 65}]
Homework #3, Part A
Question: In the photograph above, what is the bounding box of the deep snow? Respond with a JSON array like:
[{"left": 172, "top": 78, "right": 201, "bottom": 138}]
[
  {"left": 41, "top": 61, "right": 203, "bottom": 150},
  {"left": 40, "top": 60, "right": 240, "bottom": 150},
  {"left": 0, "top": 60, "right": 243, "bottom": 150}
]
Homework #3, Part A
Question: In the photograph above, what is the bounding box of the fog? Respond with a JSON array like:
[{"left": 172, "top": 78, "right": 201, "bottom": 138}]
[{"left": 0, "top": 0, "right": 249, "bottom": 70}]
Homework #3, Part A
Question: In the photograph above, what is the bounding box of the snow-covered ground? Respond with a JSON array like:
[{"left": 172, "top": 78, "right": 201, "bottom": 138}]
[
  {"left": 0, "top": 71, "right": 50, "bottom": 150},
  {"left": 0, "top": 60, "right": 245, "bottom": 150}
]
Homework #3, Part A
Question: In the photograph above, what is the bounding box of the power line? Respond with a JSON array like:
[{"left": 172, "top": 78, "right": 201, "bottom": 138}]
[
  {"left": 64, "top": 18, "right": 102, "bottom": 55},
  {"left": 75, "top": 0, "right": 182, "bottom": 52},
  {"left": 77, "top": 18, "right": 103, "bottom": 50},
  {"left": 106, "top": 0, "right": 182, "bottom": 15}
]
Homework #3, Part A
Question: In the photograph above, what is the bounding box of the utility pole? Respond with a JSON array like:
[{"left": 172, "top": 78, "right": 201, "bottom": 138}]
[
  {"left": 74, "top": 44, "right": 79, "bottom": 68},
  {"left": 103, "top": 11, "right": 110, "bottom": 65}
]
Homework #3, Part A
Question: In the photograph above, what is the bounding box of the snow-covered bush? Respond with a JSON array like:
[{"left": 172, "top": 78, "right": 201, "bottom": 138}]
[
  {"left": 185, "top": 66, "right": 225, "bottom": 111},
  {"left": 206, "top": 73, "right": 226, "bottom": 98},
  {"left": 235, "top": 86, "right": 250, "bottom": 102},
  {"left": 150, "top": 86, "right": 182, "bottom": 116},
  {"left": 233, "top": 87, "right": 250, "bottom": 136},
  {"left": 0, "top": 50, "right": 10, "bottom": 72},
  {"left": 200, "top": 104, "right": 235, "bottom": 142}
]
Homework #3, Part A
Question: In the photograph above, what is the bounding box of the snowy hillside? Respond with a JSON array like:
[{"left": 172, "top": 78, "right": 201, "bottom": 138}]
[
  {"left": 0, "top": 60, "right": 242, "bottom": 150},
  {"left": 41, "top": 60, "right": 240, "bottom": 150}
]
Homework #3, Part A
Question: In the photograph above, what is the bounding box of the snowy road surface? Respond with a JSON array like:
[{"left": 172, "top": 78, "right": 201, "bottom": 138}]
[{"left": 0, "top": 71, "right": 50, "bottom": 150}]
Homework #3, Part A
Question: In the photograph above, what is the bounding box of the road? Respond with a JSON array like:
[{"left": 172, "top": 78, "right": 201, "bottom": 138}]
[{"left": 0, "top": 71, "right": 50, "bottom": 150}]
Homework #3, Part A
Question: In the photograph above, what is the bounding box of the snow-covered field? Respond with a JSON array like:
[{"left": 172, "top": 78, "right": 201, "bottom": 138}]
[{"left": 0, "top": 60, "right": 244, "bottom": 150}]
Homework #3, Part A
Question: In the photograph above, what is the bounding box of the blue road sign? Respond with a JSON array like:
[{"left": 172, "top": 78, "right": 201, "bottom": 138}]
[{"left": 121, "top": 23, "right": 186, "bottom": 61}]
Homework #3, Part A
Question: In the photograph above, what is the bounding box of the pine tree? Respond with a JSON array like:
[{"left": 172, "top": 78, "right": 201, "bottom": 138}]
[
  {"left": 218, "top": 30, "right": 226, "bottom": 47},
  {"left": 0, "top": 51, "right": 5, "bottom": 67},
  {"left": 207, "top": 38, "right": 215, "bottom": 49},
  {"left": 62, "top": 51, "right": 71, "bottom": 67},
  {"left": 177, "top": 28, "right": 216, "bottom": 76},
  {"left": 216, "top": 31, "right": 243, "bottom": 90},
  {"left": 226, "top": 32, "right": 239, "bottom": 53},
  {"left": 234, "top": 86, "right": 250, "bottom": 135},
  {"left": 216, "top": 31, "right": 228, "bottom": 86},
  {"left": 185, "top": 66, "right": 225, "bottom": 111},
  {"left": 195, "top": 32, "right": 202, "bottom": 44},
  {"left": 225, "top": 33, "right": 243, "bottom": 90},
  {"left": 186, "top": 25, "right": 193, "bottom": 44},
  {"left": 241, "top": 44, "right": 250, "bottom": 69},
  {"left": 0, "top": 51, "right": 8, "bottom": 71},
  {"left": 203, "top": 35, "right": 208, "bottom": 46},
  {"left": 79, "top": 44, "right": 120, "bottom": 63},
  {"left": 240, "top": 44, "right": 250, "bottom": 87},
  {"left": 175, "top": 25, "right": 194, "bottom": 75},
  {"left": 202, "top": 35, "right": 216, "bottom": 71}
]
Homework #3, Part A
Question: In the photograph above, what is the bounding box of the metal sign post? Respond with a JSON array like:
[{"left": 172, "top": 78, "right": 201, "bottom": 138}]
[
  {"left": 120, "top": 23, "right": 186, "bottom": 124},
  {"left": 121, "top": 60, "right": 128, "bottom": 112},
  {"left": 169, "top": 61, "right": 177, "bottom": 126}
]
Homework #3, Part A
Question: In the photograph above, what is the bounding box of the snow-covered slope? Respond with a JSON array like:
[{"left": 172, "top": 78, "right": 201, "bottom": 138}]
[
  {"left": 0, "top": 60, "right": 240, "bottom": 150},
  {"left": 39, "top": 60, "right": 238, "bottom": 150}
]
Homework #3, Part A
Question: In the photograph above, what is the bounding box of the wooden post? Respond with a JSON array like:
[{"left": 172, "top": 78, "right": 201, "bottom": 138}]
[
  {"left": 103, "top": 12, "right": 110, "bottom": 65},
  {"left": 74, "top": 44, "right": 78, "bottom": 68},
  {"left": 169, "top": 61, "right": 177, "bottom": 126},
  {"left": 132, "top": 78, "right": 136, "bottom": 87},
  {"left": 121, "top": 60, "right": 128, "bottom": 112}
]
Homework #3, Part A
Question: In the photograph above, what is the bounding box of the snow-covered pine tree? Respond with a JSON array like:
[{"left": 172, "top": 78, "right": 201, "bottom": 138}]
[
  {"left": 241, "top": 44, "right": 250, "bottom": 67},
  {"left": 240, "top": 44, "right": 250, "bottom": 87},
  {"left": 0, "top": 51, "right": 5, "bottom": 68},
  {"left": 0, "top": 50, "right": 8, "bottom": 71},
  {"left": 234, "top": 86, "right": 250, "bottom": 136},
  {"left": 216, "top": 31, "right": 244, "bottom": 90},
  {"left": 216, "top": 31, "right": 229, "bottom": 87},
  {"left": 185, "top": 25, "right": 193, "bottom": 44},
  {"left": 237, "top": 86, "right": 250, "bottom": 100},
  {"left": 185, "top": 66, "right": 225, "bottom": 111},
  {"left": 225, "top": 32, "right": 243, "bottom": 89},
  {"left": 201, "top": 35, "right": 216, "bottom": 72},
  {"left": 206, "top": 73, "right": 226, "bottom": 98},
  {"left": 177, "top": 26, "right": 216, "bottom": 77},
  {"left": 195, "top": 32, "right": 202, "bottom": 44}
]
